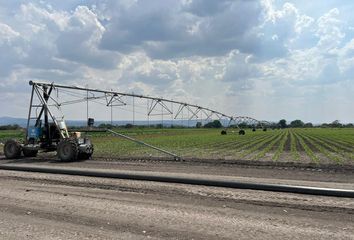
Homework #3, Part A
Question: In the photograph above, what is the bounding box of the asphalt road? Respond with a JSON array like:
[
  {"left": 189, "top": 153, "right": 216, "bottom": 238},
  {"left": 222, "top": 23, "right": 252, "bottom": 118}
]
[{"left": 0, "top": 169, "right": 353, "bottom": 240}]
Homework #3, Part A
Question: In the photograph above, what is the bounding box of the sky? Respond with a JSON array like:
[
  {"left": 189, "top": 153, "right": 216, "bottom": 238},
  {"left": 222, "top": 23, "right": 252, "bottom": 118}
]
[{"left": 0, "top": 0, "right": 354, "bottom": 123}]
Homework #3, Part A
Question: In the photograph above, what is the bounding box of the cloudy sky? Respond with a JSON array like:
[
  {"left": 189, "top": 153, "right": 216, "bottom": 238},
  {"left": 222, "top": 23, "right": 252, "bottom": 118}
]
[{"left": 0, "top": 0, "right": 354, "bottom": 123}]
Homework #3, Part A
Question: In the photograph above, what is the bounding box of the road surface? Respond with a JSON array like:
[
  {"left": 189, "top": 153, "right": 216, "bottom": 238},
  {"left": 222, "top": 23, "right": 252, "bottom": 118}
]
[{"left": 0, "top": 167, "right": 353, "bottom": 240}]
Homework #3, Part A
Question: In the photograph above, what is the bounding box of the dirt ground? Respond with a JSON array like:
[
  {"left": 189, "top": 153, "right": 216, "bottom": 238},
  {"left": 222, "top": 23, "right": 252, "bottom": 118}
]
[
  {"left": 0, "top": 155, "right": 354, "bottom": 239},
  {"left": 2, "top": 155, "right": 354, "bottom": 183},
  {"left": 0, "top": 170, "right": 353, "bottom": 240}
]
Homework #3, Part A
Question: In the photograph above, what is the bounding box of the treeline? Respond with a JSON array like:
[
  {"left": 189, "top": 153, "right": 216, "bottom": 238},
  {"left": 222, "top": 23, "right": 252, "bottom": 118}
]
[
  {"left": 74, "top": 123, "right": 192, "bottom": 129},
  {"left": 0, "top": 124, "right": 22, "bottom": 130},
  {"left": 1, "top": 119, "right": 352, "bottom": 130},
  {"left": 85, "top": 120, "right": 225, "bottom": 129},
  {"left": 275, "top": 119, "right": 354, "bottom": 129}
]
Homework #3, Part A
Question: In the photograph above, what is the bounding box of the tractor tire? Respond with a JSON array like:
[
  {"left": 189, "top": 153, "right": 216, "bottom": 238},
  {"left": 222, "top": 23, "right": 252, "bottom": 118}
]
[
  {"left": 57, "top": 139, "right": 79, "bottom": 161},
  {"left": 4, "top": 139, "right": 22, "bottom": 159},
  {"left": 78, "top": 139, "right": 94, "bottom": 160},
  {"left": 23, "top": 148, "right": 38, "bottom": 157},
  {"left": 78, "top": 145, "right": 94, "bottom": 160},
  {"left": 239, "top": 129, "right": 246, "bottom": 135}
]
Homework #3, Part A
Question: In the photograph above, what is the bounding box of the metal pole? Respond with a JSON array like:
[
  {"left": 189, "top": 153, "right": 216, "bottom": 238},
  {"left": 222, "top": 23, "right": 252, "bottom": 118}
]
[
  {"left": 25, "top": 85, "right": 35, "bottom": 141},
  {"left": 171, "top": 102, "right": 173, "bottom": 128},
  {"left": 33, "top": 87, "right": 67, "bottom": 139},
  {"left": 132, "top": 93, "right": 135, "bottom": 126},
  {"left": 43, "top": 85, "right": 50, "bottom": 144},
  {"left": 107, "top": 129, "right": 180, "bottom": 160},
  {"left": 147, "top": 99, "right": 150, "bottom": 128},
  {"left": 161, "top": 103, "right": 163, "bottom": 127},
  {"left": 111, "top": 104, "right": 113, "bottom": 126},
  {"left": 110, "top": 89, "right": 113, "bottom": 126},
  {"left": 29, "top": 81, "right": 233, "bottom": 120},
  {"left": 86, "top": 86, "right": 88, "bottom": 126}
]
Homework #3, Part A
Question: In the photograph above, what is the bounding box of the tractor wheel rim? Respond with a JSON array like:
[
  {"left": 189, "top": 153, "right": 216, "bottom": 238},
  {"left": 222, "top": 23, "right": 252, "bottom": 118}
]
[
  {"left": 62, "top": 145, "right": 71, "bottom": 156},
  {"left": 7, "top": 144, "right": 15, "bottom": 154}
]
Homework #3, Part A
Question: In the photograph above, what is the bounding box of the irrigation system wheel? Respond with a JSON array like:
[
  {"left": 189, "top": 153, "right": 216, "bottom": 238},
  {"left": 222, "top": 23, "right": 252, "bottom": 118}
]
[
  {"left": 4, "top": 139, "right": 22, "bottom": 159},
  {"left": 57, "top": 139, "right": 79, "bottom": 161},
  {"left": 239, "top": 129, "right": 246, "bottom": 135},
  {"left": 23, "top": 149, "right": 38, "bottom": 157}
]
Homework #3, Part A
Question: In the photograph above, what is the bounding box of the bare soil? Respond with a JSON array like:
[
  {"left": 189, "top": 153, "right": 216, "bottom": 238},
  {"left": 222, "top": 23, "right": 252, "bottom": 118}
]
[{"left": 0, "top": 170, "right": 353, "bottom": 240}]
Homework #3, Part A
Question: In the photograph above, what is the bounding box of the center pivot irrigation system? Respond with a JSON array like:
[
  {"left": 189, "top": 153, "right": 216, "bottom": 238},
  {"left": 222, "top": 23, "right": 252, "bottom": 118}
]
[{"left": 3, "top": 81, "right": 270, "bottom": 161}]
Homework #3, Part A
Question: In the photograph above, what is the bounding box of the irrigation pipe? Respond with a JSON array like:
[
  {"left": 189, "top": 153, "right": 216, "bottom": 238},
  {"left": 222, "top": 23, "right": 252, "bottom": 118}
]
[
  {"left": 107, "top": 129, "right": 180, "bottom": 160},
  {"left": 0, "top": 164, "right": 353, "bottom": 198}
]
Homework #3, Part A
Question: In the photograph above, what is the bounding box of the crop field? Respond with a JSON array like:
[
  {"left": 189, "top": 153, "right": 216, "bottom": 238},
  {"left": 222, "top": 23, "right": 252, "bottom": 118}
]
[{"left": 1, "top": 128, "right": 354, "bottom": 165}]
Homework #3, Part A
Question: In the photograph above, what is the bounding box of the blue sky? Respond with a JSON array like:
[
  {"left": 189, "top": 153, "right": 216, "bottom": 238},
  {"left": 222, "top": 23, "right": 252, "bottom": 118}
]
[{"left": 0, "top": 0, "right": 354, "bottom": 123}]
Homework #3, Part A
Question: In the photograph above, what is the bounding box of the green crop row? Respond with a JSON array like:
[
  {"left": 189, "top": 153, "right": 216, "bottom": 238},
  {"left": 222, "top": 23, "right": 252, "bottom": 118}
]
[
  {"left": 302, "top": 133, "right": 354, "bottom": 162},
  {"left": 297, "top": 131, "right": 342, "bottom": 163},
  {"left": 294, "top": 132, "right": 319, "bottom": 163},
  {"left": 237, "top": 131, "right": 282, "bottom": 159},
  {"left": 253, "top": 130, "right": 286, "bottom": 160},
  {"left": 272, "top": 130, "right": 289, "bottom": 161},
  {"left": 289, "top": 130, "right": 300, "bottom": 160},
  {"left": 1, "top": 128, "right": 354, "bottom": 165}
]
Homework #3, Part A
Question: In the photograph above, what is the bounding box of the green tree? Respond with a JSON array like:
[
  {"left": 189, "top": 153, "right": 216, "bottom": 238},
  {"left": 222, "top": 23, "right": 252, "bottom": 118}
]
[
  {"left": 125, "top": 123, "right": 134, "bottom": 128},
  {"left": 290, "top": 119, "right": 304, "bottom": 128},
  {"left": 304, "top": 122, "right": 313, "bottom": 128},
  {"left": 278, "top": 119, "right": 287, "bottom": 128},
  {"left": 204, "top": 120, "right": 222, "bottom": 128},
  {"left": 330, "top": 120, "right": 342, "bottom": 128},
  {"left": 238, "top": 122, "right": 248, "bottom": 129},
  {"left": 196, "top": 122, "right": 202, "bottom": 128}
]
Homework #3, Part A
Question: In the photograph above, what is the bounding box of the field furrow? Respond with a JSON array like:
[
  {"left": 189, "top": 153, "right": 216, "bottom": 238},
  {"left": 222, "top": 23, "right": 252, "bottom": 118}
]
[
  {"left": 2, "top": 128, "right": 354, "bottom": 165},
  {"left": 206, "top": 134, "right": 271, "bottom": 158},
  {"left": 289, "top": 130, "right": 300, "bottom": 161},
  {"left": 293, "top": 132, "right": 319, "bottom": 163},
  {"left": 183, "top": 134, "right": 270, "bottom": 158},
  {"left": 251, "top": 130, "right": 287, "bottom": 160},
  {"left": 297, "top": 131, "right": 342, "bottom": 163},
  {"left": 236, "top": 131, "right": 283, "bottom": 159},
  {"left": 301, "top": 133, "right": 354, "bottom": 162},
  {"left": 272, "top": 130, "right": 289, "bottom": 161},
  {"left": 314, "top": 135, "right": 354, "bottom": 153}
]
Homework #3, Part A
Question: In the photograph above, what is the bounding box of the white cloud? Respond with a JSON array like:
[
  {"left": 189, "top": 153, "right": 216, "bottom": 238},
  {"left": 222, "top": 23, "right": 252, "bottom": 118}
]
[
  {"left": 316, "top": 8, "right": 345, "bottom": 50},
  {"left": 0, "top": 0, "right": 354, "bottom": 123},
  {"left": 0, "top": 23, "right": 20, "bottom": 43}
]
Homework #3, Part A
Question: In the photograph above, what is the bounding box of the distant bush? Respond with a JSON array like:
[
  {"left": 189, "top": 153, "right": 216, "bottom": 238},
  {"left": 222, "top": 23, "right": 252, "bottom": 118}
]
[
  {"left": 0, "top": 124, "right": 21, "bottom": 130},
  {"left": 98, "top": 123, "right": 114, "bottom": 129},
  {"left": 289, "top": 120, "right": 305, "bottom": 128},
  {"left": 125, "top": 123, "right": 134, "bottom": 129},
  {"left": 204, "top": 120, "right": 222, "bottom": 128}
]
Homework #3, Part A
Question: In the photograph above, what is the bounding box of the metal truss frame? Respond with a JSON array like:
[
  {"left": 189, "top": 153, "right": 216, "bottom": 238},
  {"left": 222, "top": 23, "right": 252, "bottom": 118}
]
[{"left": 28, "top": 81, "right": 264, "bottom": 128}]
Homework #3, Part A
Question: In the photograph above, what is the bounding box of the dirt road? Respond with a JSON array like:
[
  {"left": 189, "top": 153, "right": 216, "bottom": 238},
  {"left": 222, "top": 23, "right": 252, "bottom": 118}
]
[{"left": 0, "top": 169, "right": 353, "bottom": 240}]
